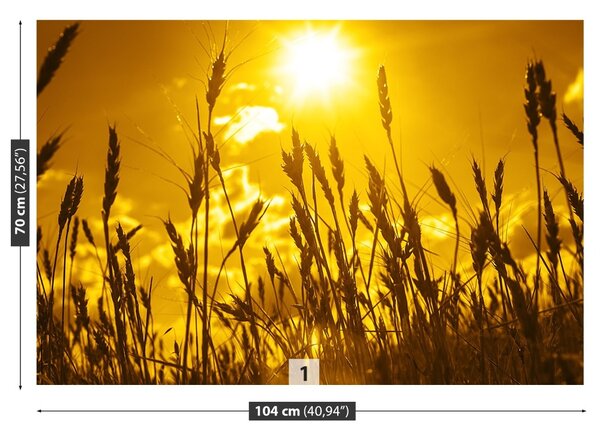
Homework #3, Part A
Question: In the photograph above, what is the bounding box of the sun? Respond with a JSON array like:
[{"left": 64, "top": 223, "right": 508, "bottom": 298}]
[{"left": 280, "top": 27, "right": 355, "bottom": 103}]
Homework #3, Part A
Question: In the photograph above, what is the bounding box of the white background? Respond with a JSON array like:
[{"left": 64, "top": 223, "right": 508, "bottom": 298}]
[{"left": 0, "top": 1, "right": 597, "bottom": 434}]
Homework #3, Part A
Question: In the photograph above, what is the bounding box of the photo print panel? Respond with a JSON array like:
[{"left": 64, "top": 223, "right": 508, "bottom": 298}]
[{"left": 36, "top": 20, "right": 583, "bottom": 384}]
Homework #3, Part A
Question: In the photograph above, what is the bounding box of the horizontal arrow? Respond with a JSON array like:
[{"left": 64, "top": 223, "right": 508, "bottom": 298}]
[
  {"left": 38, "top": 409, "right": 248, "bottom": 413},
  {"left": 38, "top": 409, "right": 585, "bottom": 413},
  {"left": 357, "top": 409, "right": 585, "bottom": 413}
]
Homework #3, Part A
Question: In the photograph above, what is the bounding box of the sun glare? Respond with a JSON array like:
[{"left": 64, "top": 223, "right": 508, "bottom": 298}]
[{"left": 281, "top": 28, "right": 354, "bottom": 102}]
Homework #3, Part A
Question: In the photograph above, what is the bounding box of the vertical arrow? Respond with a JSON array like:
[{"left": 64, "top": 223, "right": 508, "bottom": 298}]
[
  {"left": 19, "top": 246, "right": 22, "bottom": 389},
  {"left": 19, "top": 21, "right": 22, "bottom": 140},
  {"left": 19, "top": 20, "right": 23, "bottom": 390}
]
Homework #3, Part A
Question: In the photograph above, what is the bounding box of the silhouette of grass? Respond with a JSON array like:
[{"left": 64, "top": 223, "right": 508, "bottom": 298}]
[{"left": 36, "top": 25, "right": 583, "bottom": 385}]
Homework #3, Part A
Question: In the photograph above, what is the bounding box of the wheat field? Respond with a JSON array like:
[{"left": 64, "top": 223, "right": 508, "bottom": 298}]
[{"left": 36, "top": 21, "right": 583, "bottom": 384}]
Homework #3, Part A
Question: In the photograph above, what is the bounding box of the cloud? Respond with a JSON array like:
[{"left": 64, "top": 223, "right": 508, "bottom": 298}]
[
  {"left": 214, "top": 106, "right": 285, "bottom": 148},
  {"left": 564, "top": 68, "right": 583, "bottom": 104},
  {"left": 37, "top": 168, "right": 73, "bottom": 189},
  {"left": 421, "top": 213, "right": 455, "bottom": 241},
  {"left": 146, "top": 164, "right": 292, "bottom": 299},
  {"left": 229, "top": 82, "right": 256, "bottom": 92}
]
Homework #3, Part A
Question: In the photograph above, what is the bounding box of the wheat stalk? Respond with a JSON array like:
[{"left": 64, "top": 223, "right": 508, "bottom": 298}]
[
  {"left": 430, "top": 165, "right": 459, "bottom": 284},
  {"left": 535, "top": 61, "right": 576, "bottom": 227},
  {"left": 37, "top": 133, "right": 65, "bottom": 180},
  {"left": 524, "top": 61, "right": 543, "bottom": 301},
  {"left": 562, "top": 113, "right": 583, "bottom": 147},
  {"left": 37, "top": 23, "right": 79, "bottom": 96},
  {"left": 377, "top": 65, "right": 408, "bottom": 200},
  {"left": 491, "top": 158, "right": 504, "bottom": 230}
]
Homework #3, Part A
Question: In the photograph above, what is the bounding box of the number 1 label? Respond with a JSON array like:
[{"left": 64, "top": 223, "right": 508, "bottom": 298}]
[{"left": 288, "top": 359, "right": 319, "bottom": 385}]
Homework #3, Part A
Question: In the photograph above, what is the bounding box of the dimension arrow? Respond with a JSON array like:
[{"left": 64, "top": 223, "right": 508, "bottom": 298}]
[
  {"left": 38, "top": 410, "right": 249, "bottom": 413},
  {"left": 37, "top": 408, "right": 586, "bottom": 414},
  {"left": 18, "top": 19, "right": 23, "bottom": 391},
  {"left": 357, "top": 409, "right": 586, "bottom": 413},
  {"left": 19, "top": 245, "right": 22, "bottom": 389}
]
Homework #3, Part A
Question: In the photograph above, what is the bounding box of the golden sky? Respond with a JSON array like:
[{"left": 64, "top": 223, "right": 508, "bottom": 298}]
[{"left": 37, "top": 20, "right": 583, "bottom": 333}]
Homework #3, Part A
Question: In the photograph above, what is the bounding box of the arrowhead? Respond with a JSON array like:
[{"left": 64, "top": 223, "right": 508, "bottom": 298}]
[
  {"left": 37, "top": 410, "right": 42, "bottom": 413},
  {"left": 19, "top": 21, "right": 22, "bottom": 25},
  {"left": 582, "top": 409, "right": 586, "bottom": 413},
  {"left": 19, "top": 385, "right": 22, "bottom": 390}
]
